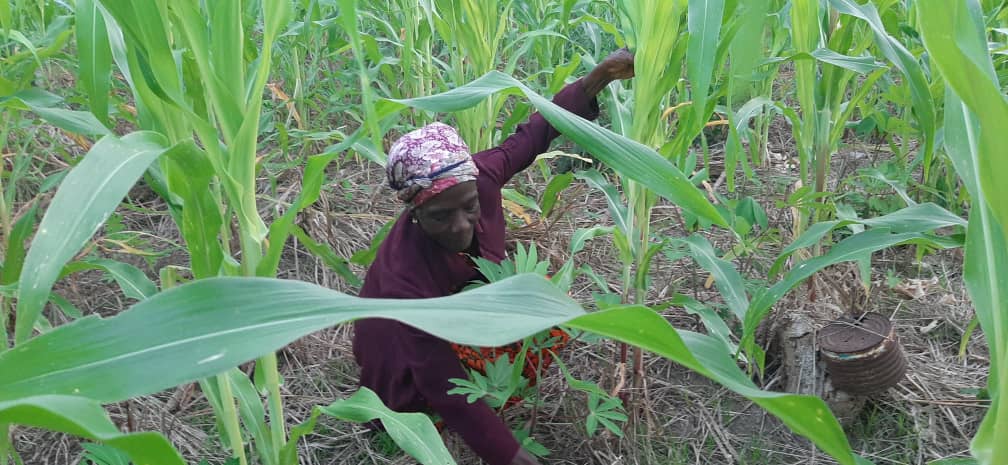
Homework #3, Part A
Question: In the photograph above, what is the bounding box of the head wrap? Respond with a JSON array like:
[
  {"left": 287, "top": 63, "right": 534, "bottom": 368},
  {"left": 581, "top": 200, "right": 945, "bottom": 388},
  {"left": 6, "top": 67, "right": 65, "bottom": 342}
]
[{"left": 386, "top": 122, "right": 479, "bottom": 207}]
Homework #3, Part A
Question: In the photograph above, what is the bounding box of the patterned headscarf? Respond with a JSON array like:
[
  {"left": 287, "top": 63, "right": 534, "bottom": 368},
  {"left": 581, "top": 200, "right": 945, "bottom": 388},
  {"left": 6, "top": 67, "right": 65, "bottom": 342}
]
[{"left": 386, "top": 122, "right": 479, "bottom": 208}]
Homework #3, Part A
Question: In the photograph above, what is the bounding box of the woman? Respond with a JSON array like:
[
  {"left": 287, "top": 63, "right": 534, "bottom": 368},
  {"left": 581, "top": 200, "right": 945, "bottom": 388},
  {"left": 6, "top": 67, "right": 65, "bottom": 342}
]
[{"left": 353, "top": 49, "right": 634, "bottom": 465}]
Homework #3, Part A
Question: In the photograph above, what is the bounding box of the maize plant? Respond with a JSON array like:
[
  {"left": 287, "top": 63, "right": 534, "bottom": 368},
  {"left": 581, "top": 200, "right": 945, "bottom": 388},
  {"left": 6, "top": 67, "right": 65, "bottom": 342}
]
[{"left": 918, "top": 1, "right": 1008, "bottom": 463}]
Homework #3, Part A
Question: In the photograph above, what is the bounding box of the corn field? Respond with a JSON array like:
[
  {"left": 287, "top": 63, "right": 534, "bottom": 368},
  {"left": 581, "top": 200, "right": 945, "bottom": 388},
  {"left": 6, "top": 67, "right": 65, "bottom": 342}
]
[{"left": 0, "top": 0, "right": 1006, "bottom": 464}]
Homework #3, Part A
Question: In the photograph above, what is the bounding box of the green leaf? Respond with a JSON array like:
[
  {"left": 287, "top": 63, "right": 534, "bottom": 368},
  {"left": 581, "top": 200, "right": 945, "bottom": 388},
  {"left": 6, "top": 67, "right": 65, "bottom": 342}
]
[
  {"left": 160, "top": 141, "right": 224, "bottom": 279},
  {"left": 63, "top": 258, "right": 158, "bottom": 301},
  {"left": 75, "top": 0, "right": 113, "bottom": 125},
  {"left": 770, "top": 203, "right": 966, "bottom": 277},
  {"left": 919, "top": 3, "right": 1008, "bottom": 463},
  {"left": 686, "top": 0, "right": 726, "bottom": 139},
  {"left": 0, "top": 274, "right": 582, "bottom": 403},
  {"left": 0, "top": 203, "right": 38, "bottom": 286},
  {"left": 350, "top": 219, "right": 394, "bottom": 267},
  {"left": 728, "top": 0, "right": 772, "bottom": 98},
  {"left": 223, "top": 368, "right": 277, "bottom": 465},
  {"left": 502, "top": 188, "right": 542, "bottom": 213},
  {"left": 319, "top": 388, "right": 456, "bottom": 465},
  {"left": 928, "top": 459, "right": 978, "bottom": 465},
  {"left": 15, "top": 132, "right": 172, "bottom": 344},
  {"left": 540, "top": 172, "right": 574, "bottom": 218},
  {"left": 0, "top": 0, "right": 9, "bottom": 31},
  {"left": 0, "top": 395, "right": 185, "bottom": 465},
  {"left": 291, "top": 225, "right": 361, "bottom": 287},
  {"left": 918, "top": 0, "right": 1008, "bottom": 254},
  {"left": 207, "top": 0, "right": 244, "bottom": 114},
  {"left": 81, "top": 443, "right": 132, "bottom": 465},
  {"left": 669, "top": 293, "right": 735, "bottom": 353},
  {"left": 574, "top": 169, "right": 632, "bottom": 237},
  {"left": 769, "top": 48, "right": 887, "bottom": 75},
  {"left": 0, "top": 88, "right": 112, "bottom": 136},
  {"left": 679, "top": 234, "right": 749, "bottom": 321}
]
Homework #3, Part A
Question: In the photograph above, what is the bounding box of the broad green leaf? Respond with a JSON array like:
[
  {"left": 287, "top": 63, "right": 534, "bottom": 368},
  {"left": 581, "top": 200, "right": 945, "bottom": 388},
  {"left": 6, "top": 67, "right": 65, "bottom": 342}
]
[
  {"left": 0, "top": 274, "right": 582, "bottom": 403},
  {"left": 80, "top": 443, "right": 131, "bottom": 465},
  {"left": 0, "top": 88, "right": 111, "bottom": 136},
  {"left": 961, "top": 204, "right": 1008, "bottom": 465},
  {"left": 386, "top": 71, "right": 728, "bottom": 229},
  {"left": 791, "top": 0, "right": 819, "bottom": 168},
  {"left": 0, "top": 395, "right": 185, "bottom": 465},
  {"left": 350, "top": 219, "right": 395, "bottom": 268},
  {"left": 0, "top": 204, "right": 38, "bottom": 286},
  {"left": 0, "top": 0, "right": 9, "bottom": 31},
  {"left": 161, "top": 141, "right": 223, "bottom": 279},
  {"left": 574, "top": 169, "right": 632, "bottom": 238},
  {"left": 570, "top": 226, "right": 614, "bottom": 255},
  {"left": 942, "top": 88, "right": 981, "bottom": 199},
  {"left": 208, "top": 0, "right": 244, "bottom": 115},
  {"left": 540, "top": 172, "right": 574, "bottom": 218},
  {"left": 224, "top": 368, "right": 277, "bottom": 465},
  {"left": 929, "top": 459, "right": 978, "bottom": 465},
  {"left": 502, "top": 188, "right": 542, "bottom": 213},
  {"left": 98, "top": 2, "right": 186, "bottom": 115},
  {"left": 76, "top": 0, "right": 113, "bottom": 125},
  {"left": 680, "top": 235, "right": 748, "bottom": 320},
  {"left": 670, "top": 293, "right": 735, "bottom": 353},
  {"left": 319, "top": 388, "right": 456, "bottom": 465},
  {"left": 567, "top": 307, "right": 865, "bottom": 465},
  {"left": 686, "top": 0, "right": 725, "bottom": 140},
  {"left": 919, "top": 2, "right": 1008, "bottom": 462},
  {"left": 291, "top": 225, "right": 362, "bottom": 287},
  {"left": 15, "top": 132, "right": 172, "bottom": 344},
  {"left": 768, "top": 48, "right": 887, "bottom": 75},
  {"left": 917, "top": 0, "right": 1008, "bottom": 259},
  {"left": 770, "top": 203, "right": 967, "bottom": 276},
  {"left": 728, "top": 0, "right": 771, "bottom": 99},
  {"left": 63, "top": 258, "right": 158, "bottom": 301}
]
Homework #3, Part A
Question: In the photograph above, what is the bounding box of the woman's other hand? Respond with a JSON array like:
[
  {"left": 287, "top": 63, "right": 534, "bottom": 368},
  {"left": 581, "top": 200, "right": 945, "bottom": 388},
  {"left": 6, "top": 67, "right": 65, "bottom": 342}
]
[{"left": 583, "top": 47, "right": 636, "bottom": 96}]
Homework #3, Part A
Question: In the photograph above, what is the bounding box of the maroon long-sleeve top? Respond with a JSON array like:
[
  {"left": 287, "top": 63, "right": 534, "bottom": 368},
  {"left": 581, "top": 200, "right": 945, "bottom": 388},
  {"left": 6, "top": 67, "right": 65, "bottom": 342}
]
[{"left": 353, "top": 79, "right": 599, "bottom": 465}]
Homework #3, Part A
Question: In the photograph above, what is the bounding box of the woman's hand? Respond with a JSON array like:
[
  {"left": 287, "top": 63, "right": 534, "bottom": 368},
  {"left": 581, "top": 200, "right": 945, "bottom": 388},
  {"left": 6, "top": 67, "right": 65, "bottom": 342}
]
[
  {"left": 508, "top": 448, "right": 543, "bottom": 465},
  {"left": 600, "top": 47, "right": 635, "bottom": 80},
  {"left": 583, "top": 47, "right": 636, "bottom": 96}
]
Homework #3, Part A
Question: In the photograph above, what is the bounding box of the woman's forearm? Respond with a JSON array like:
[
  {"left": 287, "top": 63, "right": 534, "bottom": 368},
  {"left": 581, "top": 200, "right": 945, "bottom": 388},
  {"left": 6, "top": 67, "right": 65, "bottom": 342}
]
[
  {"left": 582, "top": 47, "right": 635, "bottom": 97},
  {"left": 582, "top": 68, "right": 613, "bottom": 96}
]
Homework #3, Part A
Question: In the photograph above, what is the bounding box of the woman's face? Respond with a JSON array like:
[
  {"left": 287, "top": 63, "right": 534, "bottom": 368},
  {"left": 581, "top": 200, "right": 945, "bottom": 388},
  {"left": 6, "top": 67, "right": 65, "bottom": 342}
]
[{"left": 413, "top": 181, "right": 480, "bottom": 253}]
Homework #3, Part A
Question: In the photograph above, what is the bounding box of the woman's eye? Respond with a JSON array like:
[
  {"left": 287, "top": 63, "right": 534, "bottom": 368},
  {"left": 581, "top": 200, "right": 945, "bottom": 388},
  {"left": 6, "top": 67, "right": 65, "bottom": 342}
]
[{"left": 466, "top": 203, "right": 479, "bottom": 213}]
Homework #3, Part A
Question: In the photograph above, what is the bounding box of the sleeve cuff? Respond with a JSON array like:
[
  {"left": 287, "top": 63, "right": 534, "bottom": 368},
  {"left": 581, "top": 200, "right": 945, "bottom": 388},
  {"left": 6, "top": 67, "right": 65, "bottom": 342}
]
[{"left": 569, "top": 78, "right": 602, "bottom": 121}]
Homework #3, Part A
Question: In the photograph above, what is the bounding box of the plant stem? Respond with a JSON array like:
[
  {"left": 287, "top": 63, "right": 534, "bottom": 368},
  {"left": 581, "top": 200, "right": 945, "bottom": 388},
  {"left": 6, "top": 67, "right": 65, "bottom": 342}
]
[
  {"left": 0, "top": 298, "right": 9, "bottom": 353},
  {"left": 216, "top": 373, "right": 249, "bottom": 465},
  {"left": 631, "top": 193, "right": 651, "bottom": 396},
  {"left": 0, "top": 423, "right": 9, "bottom": 465},
  {"left": 259, "top": 353, "right": 287, "bottom": 461},
  {"left": 0, "top": 115, "right": 11, "bottom": 353}
]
